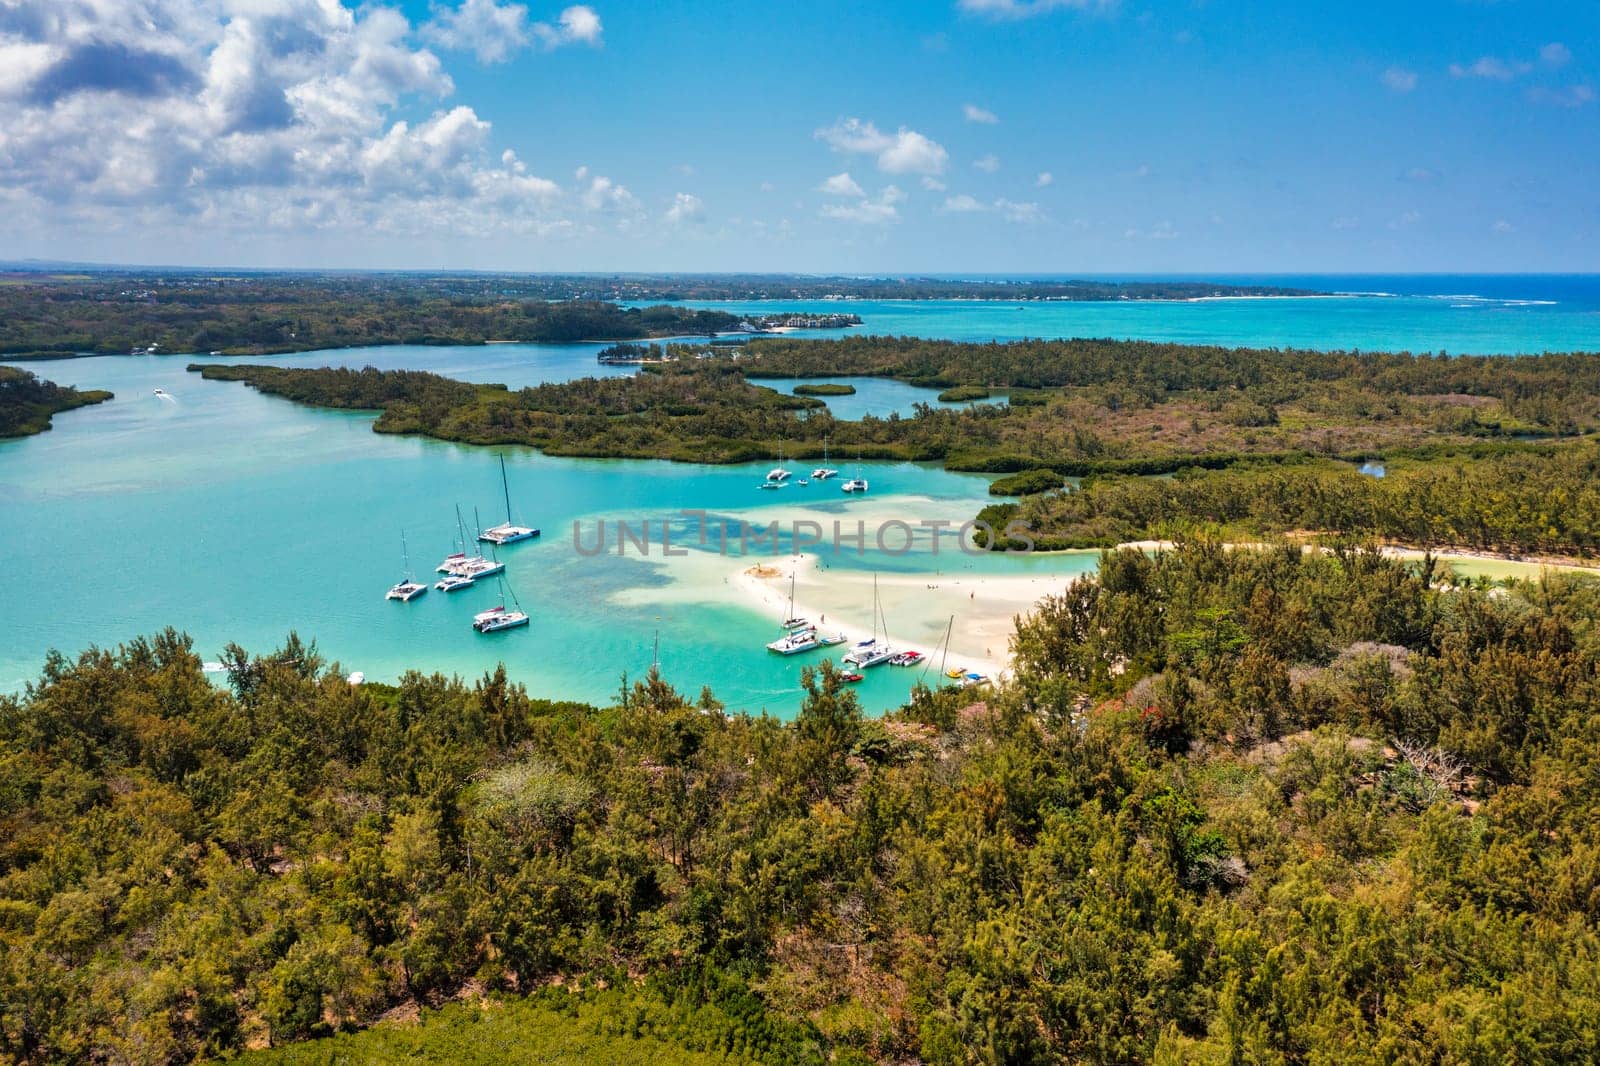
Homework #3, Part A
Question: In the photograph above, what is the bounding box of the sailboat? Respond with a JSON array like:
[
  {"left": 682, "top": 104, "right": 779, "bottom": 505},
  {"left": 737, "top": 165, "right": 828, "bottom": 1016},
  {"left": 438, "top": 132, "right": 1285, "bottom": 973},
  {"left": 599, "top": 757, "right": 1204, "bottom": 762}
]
[
  {"left": 811, "top": 438, "right": 839, "bottom": 480},
  {"left": 768, "top": 567, "right": 820, "bottom": 654},
  {"left": 841, "top": 454, "right": 869, "bottom": 494},
  {"left": 479, "top": 454, "right": 540, "bottom": 546},
  {"left": 440, "top": 506, "right": 505, "bottom": 581},
  {"left": 386, "top": 531, "right": 428, "bottom": 602},
  {"left": 765, "top": 445, "right": 793, "bottom": 485},
  {"left": 473, "top": 575, "right": 530, "bottom": 632},
  {"left": 843, "top": 574, "right": 896, "bottom": 667}
]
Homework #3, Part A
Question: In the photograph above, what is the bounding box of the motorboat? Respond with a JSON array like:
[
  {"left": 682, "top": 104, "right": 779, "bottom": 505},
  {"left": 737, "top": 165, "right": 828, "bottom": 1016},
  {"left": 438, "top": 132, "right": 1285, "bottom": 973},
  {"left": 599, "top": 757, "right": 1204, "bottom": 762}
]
[
  {"left": 479, "top": 455, "right": 540, "bottom": 546},
  {"left": 890, "top": 650, "right": 924, "bottom": 667},
  {"left": 840, "top": 671, "right": 864, "bottom": 683}
]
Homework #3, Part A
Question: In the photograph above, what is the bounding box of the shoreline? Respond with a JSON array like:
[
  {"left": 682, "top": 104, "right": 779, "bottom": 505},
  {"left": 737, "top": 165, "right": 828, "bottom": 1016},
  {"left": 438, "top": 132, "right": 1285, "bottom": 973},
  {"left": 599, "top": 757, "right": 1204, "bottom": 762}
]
[{"left": 730, "top": 553, "right": 1015, "bottom": 682}]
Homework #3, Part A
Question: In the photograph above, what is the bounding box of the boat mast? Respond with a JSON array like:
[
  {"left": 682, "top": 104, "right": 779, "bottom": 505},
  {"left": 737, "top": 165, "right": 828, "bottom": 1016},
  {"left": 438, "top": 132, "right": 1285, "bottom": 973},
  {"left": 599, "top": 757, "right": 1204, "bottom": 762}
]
[
  {"left": 499, "top": 454, "right": 514, "bottom": 524},
  {"left": 401, "top": 530, "right": 412, "bottom": 581}
]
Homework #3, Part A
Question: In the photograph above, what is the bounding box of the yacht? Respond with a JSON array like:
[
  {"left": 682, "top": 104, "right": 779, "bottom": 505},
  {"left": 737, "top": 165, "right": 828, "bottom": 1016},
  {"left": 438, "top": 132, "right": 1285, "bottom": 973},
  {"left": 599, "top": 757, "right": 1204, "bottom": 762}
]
[
  {"left": 811, "top": 438, "right": 839, "bottom": 481},
  {"left": 765, "top": 446, "right": 793, "bottom": 483},
  {"left": 435, "top": 572, "right": 475, "bottom": 593},
  {"left": 440, "top": 507, "right": 505, "bottom": 579},
  {"left": 841, "top": 476, "right": 869, "bottom": 493},
  {"left": 473, "top": 577, "right": 530, "bottom": 633},
  {"left": 842, "top": 575, "right": 896, "bottom": 667},
  {"left": 479, "top": 454, "right": 540, "bottom": 546},
  {"left": 386, "top": 531, "right": 428, "bottom": 602},
  {"left": 767, "top": 628, "right": 820, "bottom": 655}
]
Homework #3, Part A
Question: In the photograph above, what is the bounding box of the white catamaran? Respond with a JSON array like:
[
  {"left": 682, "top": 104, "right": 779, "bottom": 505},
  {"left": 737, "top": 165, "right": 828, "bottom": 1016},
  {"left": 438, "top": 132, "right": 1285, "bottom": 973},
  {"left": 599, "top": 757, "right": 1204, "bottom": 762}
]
[
  {"left": 437, "top": 505, "right": 505, "bottom": 581},
  {"left": 479, "top": 454, "right": 540, "bottom": 546},
  {"left": 473, "top": 576, "right": 530, "bottom": 633},
  {"left": 768, "top": 566, "right": 825, "bottom": 655},
  {"left": 840, "top": 454, "right": 869, "bottom": 494},
  {"left": 811, "top": 438, "right": 839, "bottom": 480},
  {"left": 842, "top": 574, "right": 896, "bottom": 667},
  {"left": 386, "top": 531, "right": 428, "bottom": 602}
]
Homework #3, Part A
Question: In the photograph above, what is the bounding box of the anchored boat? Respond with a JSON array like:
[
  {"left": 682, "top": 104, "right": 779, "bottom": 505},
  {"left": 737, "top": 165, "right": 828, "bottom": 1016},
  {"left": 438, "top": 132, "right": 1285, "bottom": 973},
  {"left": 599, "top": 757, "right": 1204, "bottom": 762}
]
[
  {"left": 479, "top": 454, "right": 540, "bottom": 546},
  {"left": 386, "top": 531, "right": 428, "bottom": 602},
  {"left": 473, "top": 576, "right": 530, "bottom": 633}
]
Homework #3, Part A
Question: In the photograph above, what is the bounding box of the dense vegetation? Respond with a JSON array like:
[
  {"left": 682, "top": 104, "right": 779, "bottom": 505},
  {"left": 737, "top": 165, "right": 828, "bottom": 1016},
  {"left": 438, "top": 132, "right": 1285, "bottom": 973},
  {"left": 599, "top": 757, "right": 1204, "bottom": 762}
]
[
  {"left": 5, "top": 542, "right": 1600, "bottom": 1062},
  {"left": 0, "top": 366, "right": 111, "bottom": 438},
  {"left": 987, "top": 468, "right": 1064, "bottom": 496},
  {"left": 936, "top": 385, "right": 990, "bottom": 402},
  {"left": 0, "top": 272, "right": 1309, "bottom": 357},
  {"left": 791, "top": 383, "right": 855, "bottom": 397},
  {"left": 0, "top": 275, "right": 748, "bottom": 355}
]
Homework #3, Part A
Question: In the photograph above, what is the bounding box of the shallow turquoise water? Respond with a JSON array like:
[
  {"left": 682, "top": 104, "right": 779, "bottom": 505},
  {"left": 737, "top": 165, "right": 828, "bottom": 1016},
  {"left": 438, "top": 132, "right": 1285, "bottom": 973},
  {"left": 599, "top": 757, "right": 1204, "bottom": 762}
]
[{"left": 6, "top": 279, "right": 1600, "bottom": 713}]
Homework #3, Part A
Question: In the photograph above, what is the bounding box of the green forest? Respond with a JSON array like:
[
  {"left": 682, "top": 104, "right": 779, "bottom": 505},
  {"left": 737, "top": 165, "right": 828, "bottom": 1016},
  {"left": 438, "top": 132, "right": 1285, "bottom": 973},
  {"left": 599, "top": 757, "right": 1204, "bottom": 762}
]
[
  {"left": 5, "top": 542, "right": 1600, "bottom": 1062},
  {"left": 0, "top": 366, "right": 112, "bottom": 438}
]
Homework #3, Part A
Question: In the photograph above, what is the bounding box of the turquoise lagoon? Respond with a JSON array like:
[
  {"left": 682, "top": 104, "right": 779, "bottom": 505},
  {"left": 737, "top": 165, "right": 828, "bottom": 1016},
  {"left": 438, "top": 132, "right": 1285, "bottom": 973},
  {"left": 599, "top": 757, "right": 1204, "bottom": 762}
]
[{"left": 6, "top": 279, "right": 1600, "bottom": 713}]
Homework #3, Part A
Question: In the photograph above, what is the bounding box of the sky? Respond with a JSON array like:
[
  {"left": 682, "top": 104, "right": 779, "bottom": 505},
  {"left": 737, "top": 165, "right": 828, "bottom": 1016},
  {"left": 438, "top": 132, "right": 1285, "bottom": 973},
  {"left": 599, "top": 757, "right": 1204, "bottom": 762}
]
[{"left": 0, "top": 0, "right": 1595, "bottom": 273}]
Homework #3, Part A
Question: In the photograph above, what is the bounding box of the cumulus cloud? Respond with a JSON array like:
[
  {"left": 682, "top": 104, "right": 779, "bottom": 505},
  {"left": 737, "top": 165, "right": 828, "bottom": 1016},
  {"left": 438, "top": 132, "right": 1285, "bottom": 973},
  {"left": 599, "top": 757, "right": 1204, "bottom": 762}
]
[
  {"left": 1528, "top": 84, "right": 1596, "bottom": 108},
  {"left": 973, "top": 153, "right": 1000, "bottom": 173},
  {"left": 1492, "top": 219, "right": 1515, "bottom": 234},
  {"left": 1540, "top": 42, "right": 1572, "bottom": 69},
  {"left": 423, "top": 1, "right": 603, "bottom": 63},
  {"left": 963, "top": 103, "right": 999, "bottom": 124},
  {"left": 939, "top": 194, "right": 1043, "bottom": 224},
  {"left": 1382, "top": 67, "right": 1418, "bottom": 92},
  {"left": 921, "top": 176, "right": 947, "bottom": 191},
  {"left": 815, "top": 117, "right": 948, "bottom": 175},
  {"left": 664, "top": 192, "right": 704, "bottom": 226},
  {"left": 1450, "top": 56, "right": 1523, "bottom": 81},
  {"left": 819, "top": 184, "right": 904, "bottom": 226},
  {"left": 1035, "top": 171, "right": 1053, "bottom": 187},
  {"left": 958, "top": 0, "right": 1118, "bottom": 18},
  {"left": 817, "top": 172, "right": 866, "bottom": 197},
  {"left": 0, "top": 0, "right": 625, "bottom": 240}
]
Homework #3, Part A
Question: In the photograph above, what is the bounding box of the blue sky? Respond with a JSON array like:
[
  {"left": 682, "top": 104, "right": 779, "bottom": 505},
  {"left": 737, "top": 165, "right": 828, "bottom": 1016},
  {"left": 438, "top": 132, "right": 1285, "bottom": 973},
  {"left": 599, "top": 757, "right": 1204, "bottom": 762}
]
[{"left": 0, "top": 0, "right": 1595, "bottom": 271}]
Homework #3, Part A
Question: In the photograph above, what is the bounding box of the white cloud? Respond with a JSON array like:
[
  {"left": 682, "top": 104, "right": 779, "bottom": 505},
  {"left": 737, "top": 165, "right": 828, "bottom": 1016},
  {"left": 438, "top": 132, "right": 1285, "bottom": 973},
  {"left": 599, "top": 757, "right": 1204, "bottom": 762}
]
[
  {"left": 921, "top": 176, "right": 947, "bottom": 191},
  {"left": 1541, "top": 43, "right": 1572, "bottom": 69},
  {"left": 1035, "top": 171, "right": 1053, "bottom": 187},
  {"left": 817, "top": 172, "right": 866, "bottom": 197},
  {"left": 820, "top": 184, "right": 904, "bottom": 226},
  {"left": 580, "top": 173, "right": 640, "bottom": 214},
  {"left": 1492, "top": 219, "right": 1515, "bottom": 234},
  {"left": 939, "top": 194, "right": 1043, "bottom": 224},
  {"left": 1382, "top": 67, "right": 1418, "bottom": 93},
  {"left": 664, "top": 192, "right": 704, "bottom": 226},
  {"left": 963, "top": 103, "right": 999, "bottom": 124},
  {"left": 1389, "top": 210, "right": 1423, "bottom": 230},
  {"left": 0, "top": 0, "right": 620, "bottom": 241},
  {"left": 1124, "top": 221, "right": 1179, "bottom": 240},
  {"left": 815, "top": 117, "right": 949, "bottom": 175},
  {"left": 1329, "top": 216, "right": 1360, "bottom": 231},
  {"left": 423, "top": 1, "right": 602, "bottom": 63},
  {"left": 958, "top": 0, "right": 1118, "bottom": 19},
  {"left": 1132, "top": 163, "right": 1151, "bottom": 178},
  {"left": 940, "top": 194, "right": 985, "bottom": 213},
  {"left": 1528, "top": 84, "right": 1596, "bottom": 108},
  {"left": 973, "top": 153, "right": 1000, "bottom": 173},
  {"left": 1450, "top": 56, "right": 1527, "bottom": 81}
]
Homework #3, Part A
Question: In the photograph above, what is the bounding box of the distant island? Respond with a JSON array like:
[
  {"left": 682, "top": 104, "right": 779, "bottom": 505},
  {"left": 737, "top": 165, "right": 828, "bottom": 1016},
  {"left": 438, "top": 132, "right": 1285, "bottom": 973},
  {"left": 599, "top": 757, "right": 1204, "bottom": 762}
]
[
  {"left": 0, "top": 271, "right": 1313, "bottom": 358},
  {"left": 0, "top": 366, "right": 112, "bottom": 438}
]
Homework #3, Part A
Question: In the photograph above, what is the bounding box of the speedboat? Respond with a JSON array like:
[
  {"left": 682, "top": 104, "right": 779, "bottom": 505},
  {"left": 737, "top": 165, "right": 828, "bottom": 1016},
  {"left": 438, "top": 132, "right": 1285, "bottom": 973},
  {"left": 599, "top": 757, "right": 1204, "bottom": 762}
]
[
  {"left": 890, "top": 650, "right": 924, "bottom": 667},
  {"left": 767, "top": 629, "right": 820, "bottom": 655},
  {"left": 387, "top": 579, "right": 427, "bottom": 602},
  {"left": 472, "top": 604, "right": 529, "bottom": 633},
  {"left": 435, "top": 573, "right": 475, "bottom": 592},
  {"left": 758, "top": 480, "right": 785, "bottom": 490},
  {"left": 841, "top": 477, "right": 869, "bottom": 494},
  {"left": 840, "top": 671, "right": 864, "bottom": 683}
]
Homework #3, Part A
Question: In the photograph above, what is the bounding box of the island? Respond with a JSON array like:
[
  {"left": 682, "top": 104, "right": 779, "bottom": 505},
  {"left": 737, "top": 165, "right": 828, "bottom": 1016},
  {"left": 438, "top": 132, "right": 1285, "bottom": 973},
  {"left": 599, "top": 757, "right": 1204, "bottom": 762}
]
[
  {"left": 0, "top": 270, "right": 1316, "bottom": 358},
  {"left": 792, "top": 382, "right": 856, "bottom": 396},
  {"left": 190, "top": 333, "right": 1600, "bottom": 560},
  {"left": 0, "top": 365, "right": 112, "bottom": 438}
]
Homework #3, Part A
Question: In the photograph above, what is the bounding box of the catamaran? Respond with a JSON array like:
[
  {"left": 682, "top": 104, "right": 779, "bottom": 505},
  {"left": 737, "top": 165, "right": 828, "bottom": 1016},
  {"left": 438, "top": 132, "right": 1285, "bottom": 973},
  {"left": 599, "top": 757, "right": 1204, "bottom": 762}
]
[
  {"left": 840, "top": 455, "right": 869, "bottom": 494},
  {"left": 473, "top": 576, "right": 530, "bottom": 633},
  {"left": 386, "top": 531, "right": 428, "bottom": 602},
  {"left": 766, "top": 446, "right": 793, "bottom": 484},
  {"left": 768, "top": 568, "right": 823, "bottom": 654},
  {"left": 811, "top": 438, "right": 839, "bottom": 480},
  {"left": 440, "top": 506, "right": 505, "bottom": 580},
  {"left": 843, "top": 574, "right": 896, "bottom": 667},
  {"left": 479, "top": 454, "right": 540, "bottom": 546}
]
